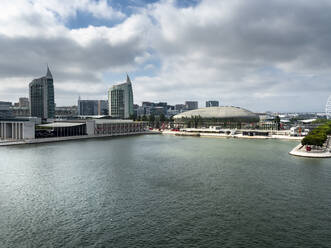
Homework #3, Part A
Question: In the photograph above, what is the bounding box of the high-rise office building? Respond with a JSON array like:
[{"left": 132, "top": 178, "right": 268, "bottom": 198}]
[
  {"left": 175, "top": 104, "right": 185, "bottom": 113},
  {"left": 108, "top": 74, "right": 134, "bottom": 119},
  {"left": 78, "top": 98, "right": 108, "bottom": 116},
  {"left": 206, "top": 100, "right": 219, "bottom": 107},
  {"left": 19, "top": 97, "right": 29, "bottom": 108},
  {"left": 0, "top": 101, "right": 12, "bottom": 119},
  {"left": 29, "top": 66, "right": 55, "bottom": 119},
  {"left": 185, "top": 101, "right": 198, "bottom": 110}
]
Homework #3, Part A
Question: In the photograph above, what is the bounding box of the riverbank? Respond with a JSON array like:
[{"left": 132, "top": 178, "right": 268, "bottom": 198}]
[
  {"left": 289, "top": 143, "right": 331, "bottom": 158},
  {"left": 162, "top": 130, "right": 303, "bottom": 141},
  {"left": 0, "top": 131, "right": 160, "bottom": 146}
]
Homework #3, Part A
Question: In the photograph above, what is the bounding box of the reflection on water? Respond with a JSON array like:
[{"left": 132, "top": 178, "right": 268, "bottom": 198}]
[{"left": 0, "top": 135, "right": 330, "bottom": 247}]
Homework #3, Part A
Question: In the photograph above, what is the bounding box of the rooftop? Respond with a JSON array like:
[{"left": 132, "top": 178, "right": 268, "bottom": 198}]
[
  {"left": 38, "top": 122, "right": 85, "bottom": 128},
  {"left": 174, "top": 106, "right": 259, "bottom": 120}
]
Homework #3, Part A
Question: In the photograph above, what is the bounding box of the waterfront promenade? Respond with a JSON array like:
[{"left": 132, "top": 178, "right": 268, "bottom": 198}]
[
  {"left": 0, "top": 131, "right": 159, "bottom": 146},
  {"left": 162, "top": 130, "right": 303, "bottom": 141},
  {"left": 289, "top": 137, "right": 331, "bottom": 158}
]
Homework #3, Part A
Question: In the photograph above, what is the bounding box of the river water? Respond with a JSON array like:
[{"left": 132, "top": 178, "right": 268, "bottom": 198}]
[{"left": 0, "top": 135, "right": 330, "bottom": 247}]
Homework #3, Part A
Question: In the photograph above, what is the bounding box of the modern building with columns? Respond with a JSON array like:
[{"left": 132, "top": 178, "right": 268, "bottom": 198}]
[
  {"left": 0, "top": 120, "right": 35, "bottom": 140},
  {"left": 0, "top": 118, "right": 147, "bottom": 142}
]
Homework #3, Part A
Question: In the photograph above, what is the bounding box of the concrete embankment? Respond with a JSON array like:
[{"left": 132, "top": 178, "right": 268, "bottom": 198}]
[
  {"left": 175, "top": 132, "right": 200, "bottom": 137},
  {"left": 289, "top": 143, "right": 331, "bottom": 158},
  {"left": 0, "top": 131, "right": 160, "bottom": 146},
  {"left": 162, "top": 131, "right": 303, "bottom": 141}
]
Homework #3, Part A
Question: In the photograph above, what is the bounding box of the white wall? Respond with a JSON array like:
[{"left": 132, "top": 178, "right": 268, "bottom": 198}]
[
  {"left": 86, "top": 120, "right": 95, "bottom": 135},
  {"left": 23, "top": 121, "right": 35, "bottom": 139}
]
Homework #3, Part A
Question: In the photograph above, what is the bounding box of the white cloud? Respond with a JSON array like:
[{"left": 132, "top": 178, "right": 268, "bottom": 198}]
[
  {"left": 131, "top": 0, "right": 331, "bottom": 111},
  {"left": 0, "top": 0, "right": 330, "bottom": 111},
  {"left": 34, "top": 0, "right": 125, "bottom": 20}
]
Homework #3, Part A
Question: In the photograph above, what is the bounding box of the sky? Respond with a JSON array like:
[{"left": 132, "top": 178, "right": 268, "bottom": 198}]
[{"left": 0, "top": 0, "right": 330, "bottom": 112}]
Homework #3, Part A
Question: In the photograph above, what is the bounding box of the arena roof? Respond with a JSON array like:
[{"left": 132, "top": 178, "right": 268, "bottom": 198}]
[
  {"left": 173, "top": 106, "right": 259, "bottom": 120},
  {"left": 38, "top": 122, "right": 85, "bottom": 128}
]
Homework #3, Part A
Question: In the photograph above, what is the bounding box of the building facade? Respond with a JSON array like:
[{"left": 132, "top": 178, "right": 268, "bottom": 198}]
[
  {"left": 185, "top": 101, "right": 198, "bottom": 110},
  {"left": 78, "top": 99, "right": 108, "bottom": 116},
  {"left": 19, "top": 97, "right": 29, "bottom": 108},
  {"left": 94, "top": 120, "right": 146, "bottom": 135},
  {"left": 174, "top": 106, "right": 260, "bottom": 128},
  {"left": 0, "top": 119, "right": 36, "bottom": 140},
  {"left": 108, "top": 75, "right": 134, "bottom": 119},
  {"left": 55, "top": 106, "right": 78, "bottom": 118},
  {"left": 0, "top": 101, "right": 12, "bottom": 119},
  {"left": 206, "top": 100, "right": 219, "bottom": 107},
  {"left": 29, "top": 66, "right": 55, "bottom": 119},
  {"left": 11, "top": 107, "right": 30, "bottom": 117}
]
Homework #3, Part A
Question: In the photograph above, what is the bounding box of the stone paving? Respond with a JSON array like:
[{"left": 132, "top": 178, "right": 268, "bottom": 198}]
[{"left": 289, "top": 136, "right": 331, "bottom": 158}]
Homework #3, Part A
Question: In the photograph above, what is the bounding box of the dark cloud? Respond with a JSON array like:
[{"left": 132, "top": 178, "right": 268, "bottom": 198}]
[
  {"left": 0, "top": 33, "right": 145, "bottom": 79},
  {"left": 0, "top": 0, "right": 330, "bottom": 111}
]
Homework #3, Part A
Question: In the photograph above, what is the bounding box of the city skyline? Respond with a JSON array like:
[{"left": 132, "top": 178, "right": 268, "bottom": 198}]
[{"left": 0, "top": 0, "right": 330, "bottom": 112}]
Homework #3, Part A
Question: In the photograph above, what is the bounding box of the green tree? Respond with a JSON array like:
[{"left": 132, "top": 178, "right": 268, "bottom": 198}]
[
  {"left": 301, "top": 121, "right": 331, "bottom": 147},
  {"left": 129, "top": 113, "right": 137, "bottom": 121},
  {"left": 149, "top": 114, "right": 155, "bottom": 127},
  {"left": 197, "top": 115, "right": 203, "bottom": 128},
  {"left": 275, "top": 116, "right": 281, "bottom": 130},
  {"left": 160, "top": 113, "right": 166, "bottom": 123}
]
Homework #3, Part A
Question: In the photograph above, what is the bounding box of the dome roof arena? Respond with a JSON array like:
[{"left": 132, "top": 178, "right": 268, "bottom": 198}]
[{"left": 174, "top": 106, "right": 259, "bottom": 121}]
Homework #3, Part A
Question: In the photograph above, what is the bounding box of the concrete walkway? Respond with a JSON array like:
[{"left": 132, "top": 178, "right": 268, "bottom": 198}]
[
  {"left": 0, "top": 131, "right": 158, "bottom": 146},
  {"left": 289, "top": 143, "right": 331, "bottom": 158},
  {"left": 162, "top": 130, "right": 303, "bottom": 141}
]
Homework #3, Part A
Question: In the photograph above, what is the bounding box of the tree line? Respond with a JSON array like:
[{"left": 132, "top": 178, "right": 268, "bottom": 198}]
[{"left": 301, "top": 120, "right": 331, "bottom": 147}]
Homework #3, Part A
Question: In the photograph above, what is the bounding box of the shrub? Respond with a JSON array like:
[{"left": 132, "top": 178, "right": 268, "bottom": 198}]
[{"left": 301, "top": 121, "right": 331, "bottom": 147}]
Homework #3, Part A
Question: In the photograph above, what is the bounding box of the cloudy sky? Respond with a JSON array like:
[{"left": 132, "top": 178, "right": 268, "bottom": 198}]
[{"left": 0, "top": 0, "right": 330, "bottom": 112}]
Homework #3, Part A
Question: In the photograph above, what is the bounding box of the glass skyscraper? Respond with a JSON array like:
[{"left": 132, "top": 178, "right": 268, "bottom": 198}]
[
  {"left": 29, "top": 66, "right": 55, "bottom": 119},
  {"left": 78, "top": 98, "right": 108, "bottom": 116},
  {"left": 108, "top": 74, "right": 134, "bottom": 119}
]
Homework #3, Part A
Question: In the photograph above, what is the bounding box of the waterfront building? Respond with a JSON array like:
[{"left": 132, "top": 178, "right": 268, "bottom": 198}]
[
  {"left": 78, "top": 99, "right": 108, "bottom": 116},
  {"left": 185, "top": 101, "right": 198, "bottom": 110},
  {"left": 108, "top": 75, "right": 134, "bottom": 119},
  {"left": 11, "top": 106, "right": 30, "bottom": 117},
  {"left": 36, "top": 122, "right": 92, "bottom": 138},
  {"left": 173, "top": 106, "right": 260, "bottom": 128},
  {"left": 35, "top": 119, "right": 146, "bottom": 139},
  {"left": 0, "top": 118, "right": 37, "bottom": 140},
  {"left": 29, "top": 66, "right": 55, "bottom": 119},
  {"left": 55, "top": 106, "right": 78, "bottom": 118},
  {"left": 0, "top": 101, "right": 13, "bottom": 119},
  {"left": 206, "top": 100, "right": 219, "bottom": 107},
  {"left": 94, "top": 119, "right": 146, "bottom": 135}
]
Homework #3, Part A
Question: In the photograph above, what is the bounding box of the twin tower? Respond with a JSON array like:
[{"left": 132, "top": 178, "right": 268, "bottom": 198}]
[
  {"left": 108, "top": 74, "right": 134, "bottom": 119},
  {"left": 29, "top": 66, "right": 134, "bottom": 119}
]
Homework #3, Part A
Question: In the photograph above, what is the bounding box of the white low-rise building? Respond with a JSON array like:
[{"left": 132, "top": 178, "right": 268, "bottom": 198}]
[{"left": 0, "top": 119, "right": 36, "bottom": 140}]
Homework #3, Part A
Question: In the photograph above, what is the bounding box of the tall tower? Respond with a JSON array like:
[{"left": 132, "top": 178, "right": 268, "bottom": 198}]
[
  {"left": 108, "top": 74, "right": 134, "bottom": 119},
  {"left": 29, "top": 66, "right": 55, "bottom": 119}
]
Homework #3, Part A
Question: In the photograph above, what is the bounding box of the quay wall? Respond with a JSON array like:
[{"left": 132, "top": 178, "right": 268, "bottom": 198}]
[{"left": 0, "top": 131, "right": 158, "bottom": 146}]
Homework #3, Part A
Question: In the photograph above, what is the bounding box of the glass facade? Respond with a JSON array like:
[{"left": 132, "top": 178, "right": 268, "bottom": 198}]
[
  {"left": 78, "top": 100, "right": 108, "bottom": 116},
  {"left": 108, "top": 75, "right": 134, "bottom": 119},
  {"left": 29, "top": 67, "right": 55, "bottom": 119}
]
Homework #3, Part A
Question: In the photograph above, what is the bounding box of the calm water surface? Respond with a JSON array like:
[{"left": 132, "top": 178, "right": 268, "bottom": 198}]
[{"left": 0, "top": 135, "right": 331, "bottom": 248}]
